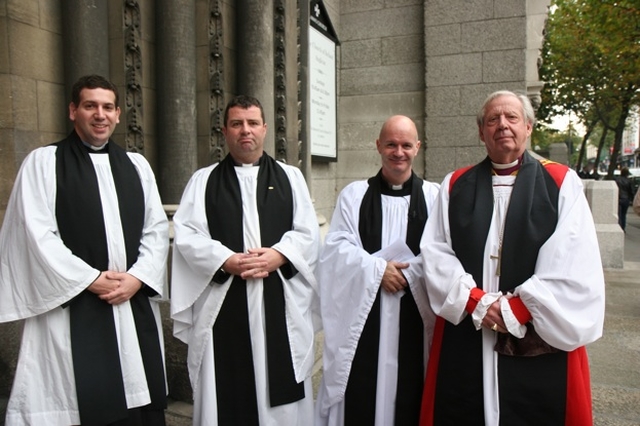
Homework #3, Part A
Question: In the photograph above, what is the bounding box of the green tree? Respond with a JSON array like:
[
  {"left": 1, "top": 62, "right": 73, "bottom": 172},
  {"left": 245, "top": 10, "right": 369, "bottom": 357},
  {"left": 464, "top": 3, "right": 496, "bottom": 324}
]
[
  {"left": 532, "top": 123, "right": 582, "bottom": 165},
  {"left": 539, "top": 0, "right": 640, "bottom": 178},
  {"left": 531, "top": 123, "right": 560, "bottom": 154}
]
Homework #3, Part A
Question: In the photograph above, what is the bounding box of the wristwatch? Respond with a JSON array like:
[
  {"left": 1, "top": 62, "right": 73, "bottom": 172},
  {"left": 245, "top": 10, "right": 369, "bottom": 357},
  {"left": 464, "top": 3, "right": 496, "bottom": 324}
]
[{"left": 212, "top": 265, "right": 230, "bottom": 284}]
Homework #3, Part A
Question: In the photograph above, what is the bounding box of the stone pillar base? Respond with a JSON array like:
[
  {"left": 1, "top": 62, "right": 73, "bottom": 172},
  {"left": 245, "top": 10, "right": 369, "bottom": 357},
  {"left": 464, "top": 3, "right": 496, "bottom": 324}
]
[
  {"left": 583, "top": 180, "right": 624, "bottom": 269},
  {"left": 596, "top": 223, "right": 625, "bottom": 269}
]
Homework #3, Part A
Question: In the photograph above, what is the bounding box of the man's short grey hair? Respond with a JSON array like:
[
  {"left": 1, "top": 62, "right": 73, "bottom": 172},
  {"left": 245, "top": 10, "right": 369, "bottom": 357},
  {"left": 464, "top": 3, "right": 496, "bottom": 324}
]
[{"left": 476, "top": 90, "right": 536, "bottom": 127}]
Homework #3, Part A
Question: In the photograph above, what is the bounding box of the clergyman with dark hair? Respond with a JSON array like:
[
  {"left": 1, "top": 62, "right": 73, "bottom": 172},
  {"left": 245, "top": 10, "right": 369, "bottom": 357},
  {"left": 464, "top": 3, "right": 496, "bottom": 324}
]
[
  {"left": 171, "top": 95, "right": 320, "bottom": 425},
  {"left": 0, "top": 74, "right": 169, "bottom": 425}
]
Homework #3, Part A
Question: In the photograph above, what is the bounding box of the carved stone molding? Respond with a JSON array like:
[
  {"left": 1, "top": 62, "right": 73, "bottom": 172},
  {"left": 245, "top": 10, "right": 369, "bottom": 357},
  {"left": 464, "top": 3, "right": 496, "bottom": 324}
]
[
  {"left": 124, "top": 0, "right": 144, "bottom": 153},
  {"left": 297, "top": 0, "right": 303, "bottom": 169},
  {"left": 274, "top": 0, "right": 288, "bottom": 162},
  {"left": 209, "top": 0, "right": 225, "bottom": 164},
  {"left": 526, "top": 0, "right": 551, "bottom": 115}
]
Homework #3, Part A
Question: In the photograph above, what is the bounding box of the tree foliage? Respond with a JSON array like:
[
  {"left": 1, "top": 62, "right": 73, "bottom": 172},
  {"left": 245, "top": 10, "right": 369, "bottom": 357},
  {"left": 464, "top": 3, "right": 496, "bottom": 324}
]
[
  {"left": 538, "top": 0, "right": 640, "bottom": 177},
  {"left": 532, "top": 123, "right": 583, "bottom": 165}
]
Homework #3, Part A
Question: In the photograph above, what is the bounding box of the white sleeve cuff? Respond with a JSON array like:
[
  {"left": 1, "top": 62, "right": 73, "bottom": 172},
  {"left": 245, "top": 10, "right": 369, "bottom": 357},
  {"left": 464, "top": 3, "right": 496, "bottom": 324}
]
[
  {"left": 471, "top": 292, "right": 502, "bottom": 330},
  {"left": 500, "top": 295, "right": 527, "bottom": 338}
]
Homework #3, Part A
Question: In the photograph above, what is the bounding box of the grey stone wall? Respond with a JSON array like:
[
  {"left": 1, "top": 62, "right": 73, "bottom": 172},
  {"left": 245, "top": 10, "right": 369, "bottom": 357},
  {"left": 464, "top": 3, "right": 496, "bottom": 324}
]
[
  {"left": 0, "top": 1, "right": 66, "bottom": 226},
  {"left": 0, "top": 2, "right": 67, "bottom": 399},
  {"left": 424, "top": 0, "right": 529, "bottom": 184},
  {"left": 311, "top": 0, "right": 426, "bottom": 221},
  {"left": 311, "top": 0, "right": 552, "bottom": 219}
]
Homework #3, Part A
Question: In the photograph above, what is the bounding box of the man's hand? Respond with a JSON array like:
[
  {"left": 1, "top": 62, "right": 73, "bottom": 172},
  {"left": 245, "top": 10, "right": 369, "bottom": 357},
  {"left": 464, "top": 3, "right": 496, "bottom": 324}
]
[
  {"left": 482, "top": 298, "right": 508, "bottom": 333},
  {"left": 223, "top": 248, "right": 286, "bottom": 280},
  {"left": 87, "top": 271, "right": 120, "bottom": 296},
  {"left": 380, "top": 261, "right": 409, "bottom": 294},
  {"left": 246, "top": 248, "right": 286, "bottom": 274},
  {"left": 97, "top": 271, "right": 143, "bottom": 305}
]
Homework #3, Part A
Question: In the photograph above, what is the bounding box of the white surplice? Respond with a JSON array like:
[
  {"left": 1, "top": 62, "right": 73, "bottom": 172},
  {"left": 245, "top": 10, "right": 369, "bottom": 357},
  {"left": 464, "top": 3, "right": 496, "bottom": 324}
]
[
  {"left": 170, "top": 161, "right": 320, "bottom": 426},
  {"left": 422, "top": 170, "right": 605, "bottom": 425},
  {"left": 0, "top": 146, "right": 169, "bottom": 426},
  {"left": 315, "top": 179, "right": 440, "bottom": 426}
]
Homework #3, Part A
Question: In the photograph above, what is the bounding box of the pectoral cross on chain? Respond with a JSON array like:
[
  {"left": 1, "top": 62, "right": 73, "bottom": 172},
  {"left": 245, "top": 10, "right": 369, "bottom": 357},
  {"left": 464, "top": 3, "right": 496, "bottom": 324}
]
[{"left": 490, "top": 246, "right": 502, "bottom": 276}]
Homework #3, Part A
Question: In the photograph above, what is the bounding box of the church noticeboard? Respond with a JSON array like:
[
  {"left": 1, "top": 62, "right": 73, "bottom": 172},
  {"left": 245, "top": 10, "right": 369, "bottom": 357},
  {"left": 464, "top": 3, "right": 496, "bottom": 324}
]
[{"left": 309, "top": 0, "right": 339, "bottom": 161}]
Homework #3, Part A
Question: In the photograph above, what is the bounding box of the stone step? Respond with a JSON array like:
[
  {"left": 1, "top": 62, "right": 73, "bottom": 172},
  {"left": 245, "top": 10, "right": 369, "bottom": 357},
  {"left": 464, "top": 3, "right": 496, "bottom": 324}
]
[{"left": 166, "top": 399, "right": 193, "bottom": 426}]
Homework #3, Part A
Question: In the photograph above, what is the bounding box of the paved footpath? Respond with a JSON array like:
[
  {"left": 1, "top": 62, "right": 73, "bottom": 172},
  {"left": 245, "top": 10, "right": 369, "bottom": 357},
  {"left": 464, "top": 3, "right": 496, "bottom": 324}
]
[
  {"left": 2, "top": 214, "right": 639, "bottom": 425},
  {"left": 590, "top": 212, "right": 640, "bottom": 426}
]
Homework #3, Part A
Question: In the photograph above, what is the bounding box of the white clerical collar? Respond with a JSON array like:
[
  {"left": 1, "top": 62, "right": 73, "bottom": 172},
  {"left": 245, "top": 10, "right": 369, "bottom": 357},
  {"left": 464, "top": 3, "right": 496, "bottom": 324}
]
[
  {"left": 82, "top": 140, "right": 109, "bottom": 151},
  {"left": 382, "top": 174, "right": 411, "bottom": 191},
  {"left": 491, "top": 158, "right": 518, "bottom": 170},
  {"left": 232, "top": 157, "right": 260, "bottom": 167}
]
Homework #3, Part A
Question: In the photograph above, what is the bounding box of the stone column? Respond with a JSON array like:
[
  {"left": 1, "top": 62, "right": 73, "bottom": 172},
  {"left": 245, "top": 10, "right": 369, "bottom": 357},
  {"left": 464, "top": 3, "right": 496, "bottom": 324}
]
[
  {"left": 156, "top": 0, "right": 198, "bottom": 203},
  {"left": 236, "top": 0, "right": 275, "bottom": 155},
  {"left": 526, "top": 0, "right": 552, "bottom": 110},
  {"left": 61, "top": 0, "right": 109, "bottom": 99}
]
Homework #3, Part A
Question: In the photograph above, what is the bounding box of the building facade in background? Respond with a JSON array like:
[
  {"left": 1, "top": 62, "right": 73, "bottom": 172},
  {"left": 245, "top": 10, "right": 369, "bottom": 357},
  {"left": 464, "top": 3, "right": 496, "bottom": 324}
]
[{"left": 621, "top": 107, "right": 640, "bottom": 168}]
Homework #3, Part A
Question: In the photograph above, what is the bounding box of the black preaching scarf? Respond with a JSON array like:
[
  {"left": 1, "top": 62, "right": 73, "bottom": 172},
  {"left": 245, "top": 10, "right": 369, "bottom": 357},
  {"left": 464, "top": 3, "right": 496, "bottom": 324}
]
[
  {"left": 438, "top": 151, "right": 566, "bottom": 425},
  {"left": 344, "top": 170, "right": 427, "bottom": 426},
  {"left": 205, "top": 153, "right": 304, "bottom": 426},
  {"left": 449, "top": 152, "right": 559, "bottom": 292},
  {"left": 55, "top": 131, "right": 166, "bottom": 425}
]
